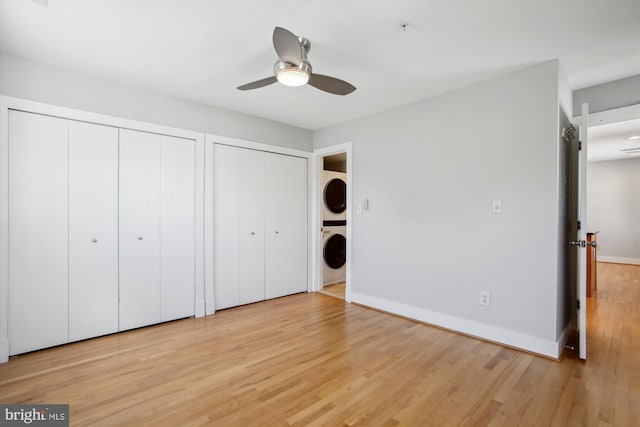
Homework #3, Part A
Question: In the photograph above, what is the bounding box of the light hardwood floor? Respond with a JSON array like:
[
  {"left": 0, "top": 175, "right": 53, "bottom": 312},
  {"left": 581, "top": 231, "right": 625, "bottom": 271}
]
[
  {"left": 318, "top": 282, "right": 345, "bottom": 300},
  {"left": 0, "top": 262, "right": 638, "bottom": 426}
]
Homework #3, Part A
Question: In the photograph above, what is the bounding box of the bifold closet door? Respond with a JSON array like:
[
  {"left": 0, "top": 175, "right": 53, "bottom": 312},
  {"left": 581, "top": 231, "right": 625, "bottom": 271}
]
[
  {"left": 213, "top": 144, "right": 241, "bottom": 310},
  {"left": 68, "top": 121, "right": 119, "bottom": 342},
  {"left": 213, "top": 145, "right": 265, "bottom": 309},
  {"left": 8, "top": 110, "right": 69, "bottom": 355},
  {"left": 264, "top": 153, "right": 308, "bottom": 299},
  {"left": 119, "top": 129, "right": 162, "bottom": 331},
  {"left": 238, "top": 149, "right": 265, "bottom": 305},
  {"left": 160, "top": 136, "right": 195, "bottom": 321}
]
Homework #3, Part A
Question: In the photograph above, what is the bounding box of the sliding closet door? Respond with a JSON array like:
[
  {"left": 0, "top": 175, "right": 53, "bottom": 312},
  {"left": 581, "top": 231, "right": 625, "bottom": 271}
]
[
  {"left": 8, "top": 111, "right": 69, "bottom": 355},
  {"left": 160, "top": 135, "right": 195, "bottom": 321},
  {"left": 68, "top": 121, "right": 119, "bottom": 342},
  {"left": 119, "top": 129, "right": 161, "bottom": 331},
  {"left": 264, "top": 153, "right": 308, "bottom": 299}
]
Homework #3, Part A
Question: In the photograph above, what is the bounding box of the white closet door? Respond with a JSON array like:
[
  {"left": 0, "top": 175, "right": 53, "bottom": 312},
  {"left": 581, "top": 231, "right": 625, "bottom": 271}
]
[
  {"left": 68, "top": 121, "right": 119, "bottom": 342},
  {"left": 213, "top": 144, "right": 241, "bottom": 310},
  {"left": 213, "top": 145, "right": 266, "bottom": 309},
  {"left": 119, "top": 129, "right": 161, "bottom": 331},
  {"left": 8, "top": 111, "right": 69, "bottom": 355},
  {"left": 238, "top": 149, "right": 265, "bottom": 305},
  {"left": 264, "top": 153, "right": 308, "bottom": 299},
  {"left": 160, "top": 135, "right": 195, "bottom": 321}
]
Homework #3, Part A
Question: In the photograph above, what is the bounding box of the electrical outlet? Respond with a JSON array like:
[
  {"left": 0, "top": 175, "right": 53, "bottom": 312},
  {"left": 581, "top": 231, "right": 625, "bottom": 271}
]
[{"left": 480, "top": 291, "right": 491, "bottom": 306}]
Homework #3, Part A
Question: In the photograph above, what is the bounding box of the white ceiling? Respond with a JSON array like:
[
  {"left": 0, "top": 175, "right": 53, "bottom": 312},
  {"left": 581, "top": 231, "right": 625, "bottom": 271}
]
[
  {"left": 0, "top": 0, "right": 638, "bottom": 130},
  {"left": 589, "top": 117, "right": 640, "bottom": 162}
]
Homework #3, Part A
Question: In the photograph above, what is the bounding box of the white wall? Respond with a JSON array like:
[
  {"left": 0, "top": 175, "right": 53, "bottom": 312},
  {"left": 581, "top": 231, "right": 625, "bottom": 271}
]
[
  {"left": 587, "top": 158, "right": 640, "bottom": 264},
  {"left": 0, "top": 51, "right": 312, "bottom": 151},
  {"left": 573, "top": 75, "right": 640, "bottom": 117},
  {"left": 314, "top": 61, "right": 564, "bottom": 357}
]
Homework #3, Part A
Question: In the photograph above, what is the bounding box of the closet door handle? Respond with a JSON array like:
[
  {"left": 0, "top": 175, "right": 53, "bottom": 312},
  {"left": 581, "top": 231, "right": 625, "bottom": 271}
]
[
  {"left": 275, "top": 230, "right": 279, "bottom": 234},
  {"left": 91, "top": 238, "right": 98, "bottom": 243},
  {"left": 138, "top": 237, "right": 143, "bottom": 241},
  {"left": 250, "top": 232, "right": 255, "bottom": 236}
]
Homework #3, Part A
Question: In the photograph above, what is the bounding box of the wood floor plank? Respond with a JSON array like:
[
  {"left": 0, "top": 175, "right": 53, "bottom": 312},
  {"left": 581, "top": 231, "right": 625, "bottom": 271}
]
[{"left": 0, "top": 262, "right": 638, "bottom": 426}]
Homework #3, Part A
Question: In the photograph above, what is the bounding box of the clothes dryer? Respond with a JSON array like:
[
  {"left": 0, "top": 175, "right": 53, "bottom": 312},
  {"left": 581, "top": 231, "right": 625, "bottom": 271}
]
[
  {"left": 323, "top": 225, "right": 346, "bottom": 285},
  {"left": 323, "top": 171, "right": 346, "bottom": 221}
]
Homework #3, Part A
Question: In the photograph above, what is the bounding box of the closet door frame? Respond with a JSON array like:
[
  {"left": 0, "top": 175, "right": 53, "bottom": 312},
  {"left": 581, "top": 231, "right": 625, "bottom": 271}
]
[
  {"left": 0, "top": 96, "right": 206, "bottom": 363},
  {"left": 204, "top": 134, "right": 312, "bottom": 313}
]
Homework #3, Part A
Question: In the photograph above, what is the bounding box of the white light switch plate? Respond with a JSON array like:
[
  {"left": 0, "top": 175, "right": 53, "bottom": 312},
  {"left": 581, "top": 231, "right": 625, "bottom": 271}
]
[
  {"left": 492, "top": 200, "right": 502, "bottom": 214},
  {"left": 356, "top": 205, "right": 363, "bottom": 214}
]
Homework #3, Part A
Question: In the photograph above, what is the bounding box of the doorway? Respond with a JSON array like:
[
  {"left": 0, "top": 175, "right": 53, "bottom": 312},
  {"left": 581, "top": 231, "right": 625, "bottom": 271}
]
[
  {"left": 313, "top": 143, "right": 352, "bottom": 302},
  {"left": 585, "top": 107, "right": 640, "bottom": 339},
  {"left": 567, "top": 104, "right": 640, "bottom": 359}
]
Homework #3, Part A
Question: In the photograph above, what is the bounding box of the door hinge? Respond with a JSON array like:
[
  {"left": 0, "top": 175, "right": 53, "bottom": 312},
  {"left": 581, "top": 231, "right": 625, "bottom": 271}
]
[
  {"left": 577, "top": 220, "right": 581, "bottom": 230},
  {"left": 578, "top": 141, "right": 582, "bottom": 150},
  {"left": 577, "top": 299, "right": 581, "bottom": 310}
]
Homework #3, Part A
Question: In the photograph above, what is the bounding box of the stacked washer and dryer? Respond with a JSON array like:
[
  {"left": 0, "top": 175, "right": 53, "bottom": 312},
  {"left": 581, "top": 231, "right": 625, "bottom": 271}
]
[{"left": 322, "top": 170, "right": 347, "bottom": 285}]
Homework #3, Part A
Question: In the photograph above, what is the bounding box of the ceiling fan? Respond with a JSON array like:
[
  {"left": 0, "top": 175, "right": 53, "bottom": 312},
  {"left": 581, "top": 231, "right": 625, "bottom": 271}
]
[{"left": 237, "top": 27, "right": 356, "bottom": 96}]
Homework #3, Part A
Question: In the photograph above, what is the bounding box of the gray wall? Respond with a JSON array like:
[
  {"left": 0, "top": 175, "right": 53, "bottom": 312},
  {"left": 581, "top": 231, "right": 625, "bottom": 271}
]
[
  {"left": 573, "top": 75, "right": 640, "bottom": 117},
  {"left": 315, "top": 61, "right": 563, "bottom": 348},
  {"left": 0, "top": 51, "right": 312, "bottom": 151},
  {"left": 587, "top": 158, "right": 640, "bottom": 263}
]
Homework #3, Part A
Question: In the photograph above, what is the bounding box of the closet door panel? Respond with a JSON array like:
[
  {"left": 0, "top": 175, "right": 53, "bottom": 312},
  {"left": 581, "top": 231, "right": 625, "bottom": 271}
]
[
  {"left": 68, "top": 121, "right": 119, "bottom": 341},
  {"left": 238, "top": 149, "right": 265, "bottom": 305},
  {"left": 8, "top": 111, "right": 69, "bottom": 355},
  {"left": 213, "top": 144, "right": 240, "bottom": 310},
  {"left": 265, "top": 153, "right": 308, "bottom": 299},
  {"left": 160, "top": 135, "right": 195, "bottom": 321},
  {"left": 119, "top": 129, "right": 161, "bottom": 331}
]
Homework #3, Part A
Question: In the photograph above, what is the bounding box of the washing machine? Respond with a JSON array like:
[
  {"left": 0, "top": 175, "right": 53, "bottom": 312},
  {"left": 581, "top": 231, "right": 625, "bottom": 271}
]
[
  {"left": 323, "top": 170, "right": 347, "bottom": 221},
  {"left": 323, "top": 225, "right": 346, "bottom": 285}
]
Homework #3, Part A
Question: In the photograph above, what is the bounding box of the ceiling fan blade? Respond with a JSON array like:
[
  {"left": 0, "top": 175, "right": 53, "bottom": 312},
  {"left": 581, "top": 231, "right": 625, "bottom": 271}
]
[
  {"left": 273, "top": 27, "right": 303, "bottom": 66},
  {"left": 237, "top": 76, "right": 277, "bottom": 91},
  {"left": 308, "top": 74, "right": 356, "bottom": 95}
]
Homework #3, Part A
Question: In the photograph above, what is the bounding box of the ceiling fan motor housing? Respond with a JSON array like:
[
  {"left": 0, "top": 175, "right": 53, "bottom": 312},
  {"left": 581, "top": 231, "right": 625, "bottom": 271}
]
[{"left": 274, "top": 60, "right": 312, "bottom": 75}]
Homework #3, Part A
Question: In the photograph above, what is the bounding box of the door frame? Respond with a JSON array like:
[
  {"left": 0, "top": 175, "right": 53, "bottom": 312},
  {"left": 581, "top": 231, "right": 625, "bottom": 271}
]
[
  {"left": 312, "top": 142, "right": 353, "bottom": 302},
  {"left": 576, "top": 103, "right": 589, "bottom": 360}
]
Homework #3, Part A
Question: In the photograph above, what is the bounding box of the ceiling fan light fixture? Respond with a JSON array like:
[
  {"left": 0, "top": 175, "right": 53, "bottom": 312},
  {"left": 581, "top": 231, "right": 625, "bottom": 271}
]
[
  {"left": 274, "top": 60, "right": 311, "bottom": 87},
  {"left": 277, "top": 68, "right": 309, "bottom": 87}
]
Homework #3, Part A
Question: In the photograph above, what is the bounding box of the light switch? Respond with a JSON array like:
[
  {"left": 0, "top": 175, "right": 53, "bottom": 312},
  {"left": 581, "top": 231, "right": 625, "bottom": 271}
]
[{"left": 492, "top": 200, "right": 502, "bottom": 214}]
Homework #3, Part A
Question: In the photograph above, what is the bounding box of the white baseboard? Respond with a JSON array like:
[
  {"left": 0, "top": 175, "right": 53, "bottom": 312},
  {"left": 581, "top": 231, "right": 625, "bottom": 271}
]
[
  {"left": 556, "top": 324, "right": 572, "bottom": 357},
  {"left": 598, "top": 256, "right": 640, "bottom": 266},
  {"left": 351, "top": 292, "right": 561, "bottom": 359},
  {"left": 205, "top": 298, "right": 216, "bottom": 316},
  {"left": 0, "top": 338, "right": 8, "bottom": 363},
  {"left": 195, "top": 300, "right": 206, "bottom": 318}
]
